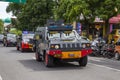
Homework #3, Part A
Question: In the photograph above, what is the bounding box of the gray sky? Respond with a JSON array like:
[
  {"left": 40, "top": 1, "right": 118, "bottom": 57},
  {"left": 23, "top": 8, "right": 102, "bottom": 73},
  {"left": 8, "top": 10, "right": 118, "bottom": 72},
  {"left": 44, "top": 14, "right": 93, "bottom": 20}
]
[{"left": 0, "top": 2, "right": 12, "bottom": 19}]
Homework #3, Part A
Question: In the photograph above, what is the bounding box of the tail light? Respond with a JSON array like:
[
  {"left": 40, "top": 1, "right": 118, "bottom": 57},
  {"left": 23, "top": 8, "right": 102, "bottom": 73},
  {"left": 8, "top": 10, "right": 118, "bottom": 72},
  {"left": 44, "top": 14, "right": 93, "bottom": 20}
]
[
  {"left": 22, "top": 42, "right": 29, "bottom": 48},
  {"left": 48, "top": 50, "right": 62, "bottom": 57}
]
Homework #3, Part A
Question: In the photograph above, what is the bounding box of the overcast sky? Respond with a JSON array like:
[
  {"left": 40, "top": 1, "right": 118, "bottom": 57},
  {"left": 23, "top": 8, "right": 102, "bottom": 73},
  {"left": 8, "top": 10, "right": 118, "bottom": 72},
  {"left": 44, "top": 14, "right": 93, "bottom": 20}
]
[{"left": 0, "top": 2, "right": 12, "bottom": 19}]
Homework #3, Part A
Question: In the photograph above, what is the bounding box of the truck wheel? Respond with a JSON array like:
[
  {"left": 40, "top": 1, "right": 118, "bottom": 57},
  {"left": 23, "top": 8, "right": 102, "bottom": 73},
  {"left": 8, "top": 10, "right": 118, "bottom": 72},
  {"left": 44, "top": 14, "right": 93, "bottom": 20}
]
[
  {"left": 5, "top": 43, "right": 8, "bottom": 47},
  {"left": 3, "top": 43, "right": 5, "bottom": 46},
  {"left": 45, "top": 54, "right": 54, "bottom": 67},
  {"left": 35, "top": 52, "right": 42, "bottom": 62},
  {"left": 115, "top": 52, "right": 120, "bottom": 60},
  {"left": 17, "top": 46, "right": 19, "bottom": 51},
  {"left": 20, "top": 47, "right": 24, "bottom": 52},
  {"left": 78, "top": 56, "right": 88, "bottom": 67}
]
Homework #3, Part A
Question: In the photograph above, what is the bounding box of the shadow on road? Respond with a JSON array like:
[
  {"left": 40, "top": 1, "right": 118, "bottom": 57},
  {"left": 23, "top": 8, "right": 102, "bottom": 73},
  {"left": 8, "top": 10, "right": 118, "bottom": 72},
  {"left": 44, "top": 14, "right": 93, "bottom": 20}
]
[
  {"left": 8, "top": 49, "right": 34, "bottom": 54},
  {"left": 18, "top": 59, "right": 84, "bottom": 71},
  {"left": 9, "top": 49, "right": 19, "bottom": 53}
]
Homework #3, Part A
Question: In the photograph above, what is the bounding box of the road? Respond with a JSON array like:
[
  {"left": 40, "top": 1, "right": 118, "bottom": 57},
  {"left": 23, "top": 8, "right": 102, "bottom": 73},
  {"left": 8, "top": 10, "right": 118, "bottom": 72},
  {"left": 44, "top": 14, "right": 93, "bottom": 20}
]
[{"left": 0, "top": 45, "right": 120, "bottom": 80}]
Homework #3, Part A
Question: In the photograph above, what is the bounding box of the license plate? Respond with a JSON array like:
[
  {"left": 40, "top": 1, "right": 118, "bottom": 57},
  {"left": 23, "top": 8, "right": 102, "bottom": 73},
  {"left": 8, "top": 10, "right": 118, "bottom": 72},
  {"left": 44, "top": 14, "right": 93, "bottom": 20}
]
[
  {"left": 62, "top": 51, "right": 81, "bottom": 59},
  {"left": 68, "top": 53, "right": 75, "bottom": 57},
  {"left": 29, "top": 44, "right": 33, "bottom": 48}
]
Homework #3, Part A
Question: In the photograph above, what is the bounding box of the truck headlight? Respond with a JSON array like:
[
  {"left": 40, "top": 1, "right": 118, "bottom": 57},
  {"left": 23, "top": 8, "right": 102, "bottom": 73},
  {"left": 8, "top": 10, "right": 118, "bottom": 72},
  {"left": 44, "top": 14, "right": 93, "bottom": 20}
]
[
  {"left": 55, "top": 45, "right": 59, "bottom": 49},
  {"left": 50, "top": 44, "right": 60, "bottom": 49},
  {"left": 87, "top": 43, "right": 90, "bottom": 47}
]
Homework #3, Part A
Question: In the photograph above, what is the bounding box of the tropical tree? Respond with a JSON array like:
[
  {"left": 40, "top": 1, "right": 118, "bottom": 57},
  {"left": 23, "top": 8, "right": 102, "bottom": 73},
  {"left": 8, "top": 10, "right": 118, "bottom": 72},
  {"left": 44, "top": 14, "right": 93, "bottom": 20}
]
[
  {"left": 6, "top": 3, "right": 24, "bottom": 16},
  {"left": 56, "top": 0, "right": 120, "bottom": 25},
  {"left": 0, "top": 19, "right": 4, "bottom": 33},
  {"left": 6, "top": 0, "right": 56, "bottom": 31},
  {"left": 6, "top": 0, "right": 120, "bottom": 31}
]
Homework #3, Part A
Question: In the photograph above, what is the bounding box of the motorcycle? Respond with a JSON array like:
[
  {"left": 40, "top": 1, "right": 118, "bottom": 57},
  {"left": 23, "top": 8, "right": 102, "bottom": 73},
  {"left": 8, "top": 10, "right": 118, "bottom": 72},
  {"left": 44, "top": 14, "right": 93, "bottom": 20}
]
[
  {"left": 101, "top": 43, "right": 115, "bottom": 59},
  {"left": 90, "top": 38, "right": 105, "bottom": 57},
  {"left": 90, "top": 45, "right": 101, "bottom": 57}
]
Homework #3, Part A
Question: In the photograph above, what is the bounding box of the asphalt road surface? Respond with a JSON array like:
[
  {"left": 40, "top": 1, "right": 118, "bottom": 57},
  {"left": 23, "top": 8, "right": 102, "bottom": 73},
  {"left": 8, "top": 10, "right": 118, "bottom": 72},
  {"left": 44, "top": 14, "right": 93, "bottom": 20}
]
[{"left": 0, "top": 45, "right": 120, "bottom": 80}]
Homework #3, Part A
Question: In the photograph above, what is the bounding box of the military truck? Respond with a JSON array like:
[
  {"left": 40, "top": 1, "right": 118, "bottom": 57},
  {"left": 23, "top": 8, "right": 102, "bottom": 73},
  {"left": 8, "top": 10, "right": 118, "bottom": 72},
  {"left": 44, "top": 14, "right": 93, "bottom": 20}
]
[{"left": 34, "top": 21, "right": 92, "bottom": 67}]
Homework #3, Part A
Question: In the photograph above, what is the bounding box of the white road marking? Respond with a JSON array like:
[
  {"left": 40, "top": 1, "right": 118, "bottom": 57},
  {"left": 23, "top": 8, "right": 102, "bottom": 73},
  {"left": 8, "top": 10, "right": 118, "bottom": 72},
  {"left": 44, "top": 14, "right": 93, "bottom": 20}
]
[
  {"left": 89, "top": 63, "right": 120, "bottom": 72},
  {"left": 89, "top": 58, "right": 101, "bottom": 62},
  {"left": 0, "top": 75, "right": 3, "bottom": 80},
  {"left": 33, "top": 56, "right": 120, "bottom": 72}
]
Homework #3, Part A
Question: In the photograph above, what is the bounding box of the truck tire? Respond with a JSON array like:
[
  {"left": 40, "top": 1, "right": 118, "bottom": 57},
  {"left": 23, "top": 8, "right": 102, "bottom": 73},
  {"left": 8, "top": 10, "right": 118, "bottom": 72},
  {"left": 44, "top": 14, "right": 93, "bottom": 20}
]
[
  {"left": 5, "top": 43, "right": 8, "bottom": 47},
  {"left": 35, "top": 52, "right": 42, "bottom": 62},
  {"left": 78, "top": 56, "right": 88, "bottom": 67},
  {"left": 3, "top": 43, "right": 5, "bottom": 46},
  {"left": 20, "top": 47, "right": 24, "bottom": 52},
  {"left": 115, "top": 52, "right": 120, "bottom": 60},
  {"left": 17, "top": 46, "right": 19, "bottom": 51},
  {"left": 45, "top": 54, "right": 54, "bottom": 67}
]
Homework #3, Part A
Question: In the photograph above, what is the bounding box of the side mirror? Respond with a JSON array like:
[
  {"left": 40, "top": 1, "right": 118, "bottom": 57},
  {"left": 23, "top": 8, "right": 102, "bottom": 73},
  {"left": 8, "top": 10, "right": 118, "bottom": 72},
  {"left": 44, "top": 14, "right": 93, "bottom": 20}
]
[
  {"left": 46, "top": 40, "right": 50, "bottom": 43},
  {"left": 18, "top": 37, "right": 21, "bottom": 40}
]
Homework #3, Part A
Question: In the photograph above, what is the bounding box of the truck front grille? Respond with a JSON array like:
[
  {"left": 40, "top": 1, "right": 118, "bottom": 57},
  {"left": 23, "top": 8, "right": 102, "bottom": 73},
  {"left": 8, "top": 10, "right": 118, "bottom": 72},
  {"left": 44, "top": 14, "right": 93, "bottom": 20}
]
[{"left": 61, "top": 43, "right": 81, "bottom": 49}]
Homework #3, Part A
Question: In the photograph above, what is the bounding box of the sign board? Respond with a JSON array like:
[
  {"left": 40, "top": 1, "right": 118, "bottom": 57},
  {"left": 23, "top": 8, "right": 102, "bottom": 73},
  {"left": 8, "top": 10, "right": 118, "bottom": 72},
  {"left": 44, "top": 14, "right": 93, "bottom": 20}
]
[
  {"left": 76, "top": 23, "right": 81, "bottom": 34},
  {"left": 0, "top": 0, "right": 26, "bottom": 3}
]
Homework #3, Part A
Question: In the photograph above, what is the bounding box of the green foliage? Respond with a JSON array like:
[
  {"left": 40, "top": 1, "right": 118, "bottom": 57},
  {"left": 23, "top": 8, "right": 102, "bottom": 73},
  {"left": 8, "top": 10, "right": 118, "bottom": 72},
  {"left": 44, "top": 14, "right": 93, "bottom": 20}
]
[
  {"left": 56, "top": 0, "right": 120, "bottom": 25},
  {"left": 9, "top": 28, "right": 22, "bottom": 35},
  {"left": 6, "top": 0, "right": 120, "bottom": 30},
  {"left": 6, "top": 3, "right": 24, "bottom": 16},
  {"left": 0, "top": 19, "right": 4, "bottom": 33},
  {"left": 6, "top": 0, "right": 55, "bottom": 31}
]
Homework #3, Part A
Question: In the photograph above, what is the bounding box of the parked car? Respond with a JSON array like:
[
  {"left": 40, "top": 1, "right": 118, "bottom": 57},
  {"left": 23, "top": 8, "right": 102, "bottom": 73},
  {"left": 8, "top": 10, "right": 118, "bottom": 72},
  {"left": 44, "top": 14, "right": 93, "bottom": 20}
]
[
  {"left": 0, "top": 34, "right": 4, "bottom": 44},
  {"left": 16, "top": 31, "right": 34, "bottom": 52},
  {"left": 3, "top": 33, "right": 17, "bottom": 47}
]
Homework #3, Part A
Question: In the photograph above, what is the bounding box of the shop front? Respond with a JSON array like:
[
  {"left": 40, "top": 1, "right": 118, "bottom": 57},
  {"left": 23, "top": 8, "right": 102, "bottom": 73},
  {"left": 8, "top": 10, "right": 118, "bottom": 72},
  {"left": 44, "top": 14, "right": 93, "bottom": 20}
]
[{"left": 109, "top": 14, "right": 120, "bottom": 43}]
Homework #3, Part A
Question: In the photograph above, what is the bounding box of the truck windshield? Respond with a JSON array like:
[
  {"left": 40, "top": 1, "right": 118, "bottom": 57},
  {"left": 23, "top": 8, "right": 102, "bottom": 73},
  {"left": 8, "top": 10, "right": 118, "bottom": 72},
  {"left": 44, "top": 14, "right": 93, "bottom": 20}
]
[
  {"left": 48, "top": 32, "right": 60, "bottom": 39},
  {"left": 22, "top": 34, "right": 34, "bottom": 39},
  {"left": 48, "top": 31, "right": 76, "bottom": 40},
  {"left": 61, "top": 31, "right": 76, "bottom": 39}
]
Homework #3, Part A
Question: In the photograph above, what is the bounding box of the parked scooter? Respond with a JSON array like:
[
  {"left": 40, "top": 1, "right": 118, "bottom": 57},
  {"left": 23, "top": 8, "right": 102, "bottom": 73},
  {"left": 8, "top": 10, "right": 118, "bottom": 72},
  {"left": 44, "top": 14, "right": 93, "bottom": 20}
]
[
  {"left": 90, "top": 38, "right": 105, "bottom": 57},
  {"left": 101, "top": 42, "right": 115, "bottom": 59},
  {"left": 91, "top": 45, "right": 101, "bottom": 56}
]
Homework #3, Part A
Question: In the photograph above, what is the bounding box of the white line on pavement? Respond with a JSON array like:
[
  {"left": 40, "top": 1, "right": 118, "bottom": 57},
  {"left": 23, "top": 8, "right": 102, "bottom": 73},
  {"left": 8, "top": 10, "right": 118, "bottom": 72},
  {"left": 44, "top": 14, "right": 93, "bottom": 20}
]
[
  {"left": 0, "top": 75, "right": 3, "bottom": 80},
  {"left": 89, "top": 58, "right": 101, "bottom": 62},
  {"left": 89, "top": 63, "right": 120, "bottom": 72}
]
